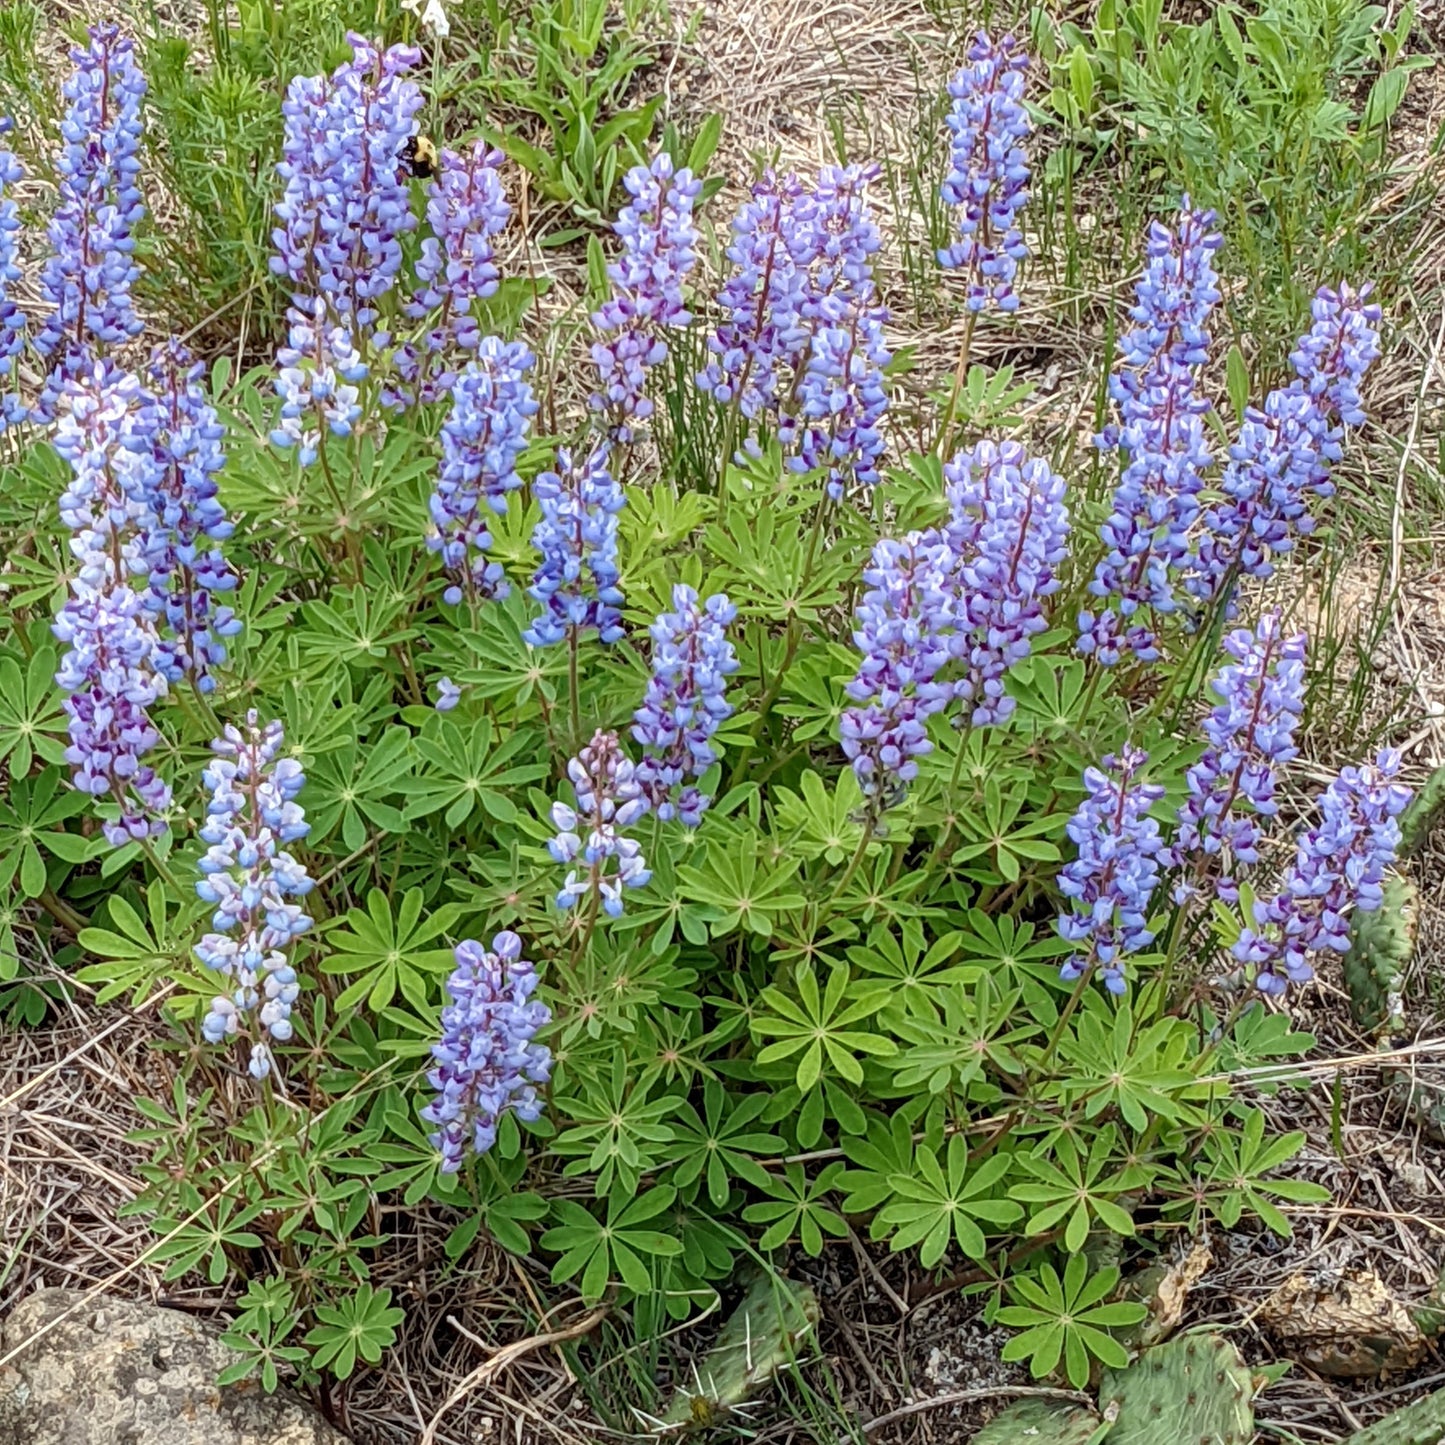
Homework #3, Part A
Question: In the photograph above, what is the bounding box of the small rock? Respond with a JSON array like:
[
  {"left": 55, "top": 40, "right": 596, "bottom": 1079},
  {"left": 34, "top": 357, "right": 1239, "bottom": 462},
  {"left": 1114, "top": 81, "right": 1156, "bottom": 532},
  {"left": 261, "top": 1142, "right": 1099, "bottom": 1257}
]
[{"left": 0, "top": 1289, "right": 347, "bottom": 1445}]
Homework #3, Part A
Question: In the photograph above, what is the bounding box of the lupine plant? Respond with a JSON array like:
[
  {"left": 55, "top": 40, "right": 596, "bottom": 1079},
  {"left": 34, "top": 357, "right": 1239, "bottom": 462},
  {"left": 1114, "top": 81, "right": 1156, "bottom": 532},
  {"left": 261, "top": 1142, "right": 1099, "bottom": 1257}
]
[{"left": 0, "top": 24, "right": 1411, "bottom": 1401}]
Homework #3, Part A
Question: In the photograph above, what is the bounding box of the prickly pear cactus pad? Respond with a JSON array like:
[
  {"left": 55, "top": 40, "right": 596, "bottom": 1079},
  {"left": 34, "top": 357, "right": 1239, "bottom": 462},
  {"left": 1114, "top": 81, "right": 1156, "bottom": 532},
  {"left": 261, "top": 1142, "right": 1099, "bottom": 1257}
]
[
  {"left": 972, "top": 1397, "right": 1099, "bottom": 1443},
  {"left": 658, "top": 1273, "right": 818, "bottom": 1431},
  {"left": 1343, "top": 871, "right": 1416, "bottom": 1034},
  {"left": 1343, "top": 1380, "right": 1445, "bottom": 1445},
  {"left": 1099, "top": 1333, "right": 1255, "bottom": 1445}
]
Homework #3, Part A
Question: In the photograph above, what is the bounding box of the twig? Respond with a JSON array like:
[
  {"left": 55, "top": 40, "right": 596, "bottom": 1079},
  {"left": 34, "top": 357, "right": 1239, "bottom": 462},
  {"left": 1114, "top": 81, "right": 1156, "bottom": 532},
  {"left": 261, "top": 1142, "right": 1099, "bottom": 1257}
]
[
  {"left": 860, "top": 1385, "right": 1093, "bottom": 1436},
  {"left": 418, "top": 1305, "right": 609, "bottom": 1445}
]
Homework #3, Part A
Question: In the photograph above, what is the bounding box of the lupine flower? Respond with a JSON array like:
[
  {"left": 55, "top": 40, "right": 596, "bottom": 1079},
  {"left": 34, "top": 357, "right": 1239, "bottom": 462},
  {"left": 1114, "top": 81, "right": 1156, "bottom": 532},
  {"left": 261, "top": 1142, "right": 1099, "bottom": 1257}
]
[
  {"left": 1172, "top": 615, "right": 1306, "bottom": 876},
  {"left": 632, "top": 586, "right": 739, "bottom": 824},
  {"left": 943, "top": 439, "right": 1070, "bottom": 724},
  {"left": 1190, "top": 284, "right": 1382, "bottom": 606},
  {"left": 937, "top": 32, "right": 1031, "bottom": 312},
  {"left": 271, "top": 34, "right": 422, "bottom": 329},
  {"left": 1057, "top": 746, "right": 1165, "bottom": 995},
  {"left": 525, "top": 444, "right": 626, "bottom": 647},
  {"left": 696, "top": 171, "right": 813, "bottom": 421},
  {"left": 53, "top": 585, "right": 171, "bottom": 846},
  {"left": 840, "top": 533, "right": 954, "bottom": 800},
  {"left": 784, "top": 165, "right": 891, "bottom": 496},
  {"left": 435, "top": 676, "right": 461, "bottom": 711},
  {"left": 795, "top": 164, "right": 884, "bottom": 308},
  {"left": 395, "top": 142, "right": 511, "bottom": 406},
  {"left": 428, "top": 339, "right": 537, "bottom": 604},
  {"left": 1233, "top": 748, "right": 1410, "bottom": 994},
  {"left": 35, "top": 25, "right": 147, "bottom": 377},
  {"left": 549, "top": 730, "right": 651, "bottom": 915},
  {"left": 52, "top": 358, "right": 162, "bottom": 591},
  {"left": 790, "top": 307, "right": 891, "bottom": 500},
  {"left": 421, "top": 932, "right": 551, "bottom": 1172},
  {"left": 270, "top": 298, "right": 368, "bottom": 465},
  {"left": 591, "top": 153, "right": 701, "bottom": 441},
  {"left": 1107, "top": 202, "right": 1223, "bottom": 430},
  {"left": 699, "top": 165, "right": 890, "bottom": 488},
  {"left": 1292, "top": 282, "right": 1382, "bottom": 426},
  {"left": 0, "top": 124, "right": 27, "bottom": 424},
  {"left": 51, "top": 358, "right": 172, "bottom": 844},
  {"left": 144, "top": 340, "right": 240, "bottom": 692},
  {"left": 1078, "top": 202, "right": 1223, "bottom": 664},
  {"left": 195, "top": 713, "right": 313, "bottom": 1082}
]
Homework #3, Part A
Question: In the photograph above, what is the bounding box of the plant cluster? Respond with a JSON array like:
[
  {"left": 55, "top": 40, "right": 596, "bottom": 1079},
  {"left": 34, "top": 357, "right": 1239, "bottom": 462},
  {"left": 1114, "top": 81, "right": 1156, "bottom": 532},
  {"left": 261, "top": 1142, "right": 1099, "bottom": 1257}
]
[{"left": 0, "top": 21, "right": 1411, "bottom": 1404}]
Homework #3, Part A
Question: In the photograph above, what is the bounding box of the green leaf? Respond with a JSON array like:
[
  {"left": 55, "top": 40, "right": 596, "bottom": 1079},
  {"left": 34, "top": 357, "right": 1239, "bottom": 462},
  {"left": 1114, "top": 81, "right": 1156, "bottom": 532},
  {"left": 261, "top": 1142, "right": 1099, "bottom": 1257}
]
[
  {"left": 1226, "top": 344, "right": 1250, "bottom": 422},
  {"left": 321, "top": 888, "right": 460, "bottom": 1012}
]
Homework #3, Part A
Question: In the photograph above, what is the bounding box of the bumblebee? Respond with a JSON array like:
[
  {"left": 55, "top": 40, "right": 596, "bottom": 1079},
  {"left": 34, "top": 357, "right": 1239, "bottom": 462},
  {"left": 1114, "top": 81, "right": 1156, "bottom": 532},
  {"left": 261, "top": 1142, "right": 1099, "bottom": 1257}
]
[{"left": 401, "top": 134, "right": 440, "bottom": 179}]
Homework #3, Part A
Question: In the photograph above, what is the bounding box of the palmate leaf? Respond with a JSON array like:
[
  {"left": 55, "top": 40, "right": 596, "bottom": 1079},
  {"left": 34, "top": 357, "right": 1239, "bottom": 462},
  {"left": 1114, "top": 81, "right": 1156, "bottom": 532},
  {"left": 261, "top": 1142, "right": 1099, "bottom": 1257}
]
[
  {"left": 0, "top": 767, "right": 96, "bottom": 898},
  {"left": 678, "top": 822, "right": 806, "bottom": 938},
  {"left": 876, "top": 1139, "right": 1023, "bottom": 1266},
  {"left": 540, "top": 1185, "right": 683, "bottom": 1303},
  {"left": 0, "top": 640, "right": 68, "bottom": 775},
  {"left": 303, "top": 1283, "right": 405, "bottom": 1381},
  {"left": 752, "top": 961, "right": 895, "bottom": 1091},
  {"left": 553, "top": 1051, "right": 679, "bottom": 1196},
  {"left": 741, "top": 1163, "right": 847, "bottom": 1256},
  {"left": 1011, "top": 1125, "right": 1142, "bottom": 1252},
  {"left": 319, "top": 887, "right": 460, "bottom": 1013},
  {"left": 702, "top": 488, "right": 860, "bottom": 622},
  {"left": 75, "top": 881, "right": 210, "bottom": 1008},
  {"left": 447, "top": 589, "right": 568, "bottom": 708},
  {"left": 772, "top": 768, "right": 869, "bottom": 865},
  {"left": 305, "top": 725, "right": 414, "bottom": 849},
  {"left": 299, "top": 584, "right": 420, "bottom": 669},
  {"left": 996, "top": 1256, "right": 1146, "bottom": 1388},
  {"left": 399, "top": 715, "right": 548, "bottom": 828},
  {"left": 662, "top": 1080, "right": 784, "bottom": 1209}
]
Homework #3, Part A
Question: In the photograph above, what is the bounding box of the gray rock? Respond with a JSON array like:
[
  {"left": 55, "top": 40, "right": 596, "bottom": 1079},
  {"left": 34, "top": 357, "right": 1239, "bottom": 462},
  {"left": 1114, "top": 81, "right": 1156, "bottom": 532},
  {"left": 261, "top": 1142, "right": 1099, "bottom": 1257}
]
[{"left": 0, "top": 1288, "right": 348, "bottom": 1444}]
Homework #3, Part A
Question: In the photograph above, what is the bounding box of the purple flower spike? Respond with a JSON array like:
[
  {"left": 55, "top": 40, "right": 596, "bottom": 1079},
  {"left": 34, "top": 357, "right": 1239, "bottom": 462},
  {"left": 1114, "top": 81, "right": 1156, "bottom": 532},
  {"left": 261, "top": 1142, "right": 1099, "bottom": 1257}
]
[
  {"left": 841, "top": 533, "right": 955, "bottom": 801},
  {"left": 422, "top": 932, "right": 552, "bottom": 1173},
  {"left": 525, "top": 444, "right": 626, "bottom": 647},
  {"left": 51, "top": 357, "right": 172, "bottom": 845},
  {"left": 271, "top": 34, "right": 422, "bottom": 328},
  {"left": 591, "top": 152, "right": 701, "bottom": 441},
  {"left": 52, "top": 585, "right": 171, "bottom": 847},
  {"left": 1057, "top": 746, "right": 1165, "bottom": 995},
  {"left": 395, "top": 141, "right": 511, "bottom": 405},
  {"left": 1234, "top": 748, "right": 1410, "bottom": 994},
  {"left": 1078, "top": 201, "right": 1223, "bottom": 664},
  {"left": 549, "top": 730, "right": 651, "bottom": 916},
  {"left": 632, "top": 586, "right": 739, "bottom": 825},
  {"left": 36, "top": 25, "right": 148, "bottom": 378},
  {"left": 696, "top": 171, "right": 813, "bottom": 421},
  {"left": 196, "top": 712, "right": 313, "bottom": 1081},
  {"left": 428, "top": 339, "right": 538, "bottom": 605},
  {"left": 1191, "top": 283, "right": 1382, "bottom": 607},
  {"left": 943, "top": 439, "right": 1070, "bottom": 725},
  {"left": 938, "top": 31, "right": 1031, "bottom": 312},
  {"left": 790, "top": 308, "right": 891, "bottom": 500},
  {"left": 270, "top": 298, "right": 368, "bottom": 465},
  {"left": 1172, "top": 614, "right": 1307, "bottom": 878},
  {"left": 145, "top": 340, "right": 240, "bottom": 693},
  {"left": 697, "top": 164, "right": 890, "bottom": 488},
  {"left": 0, "top": 127, "right": 27, "bottom": 424}
]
